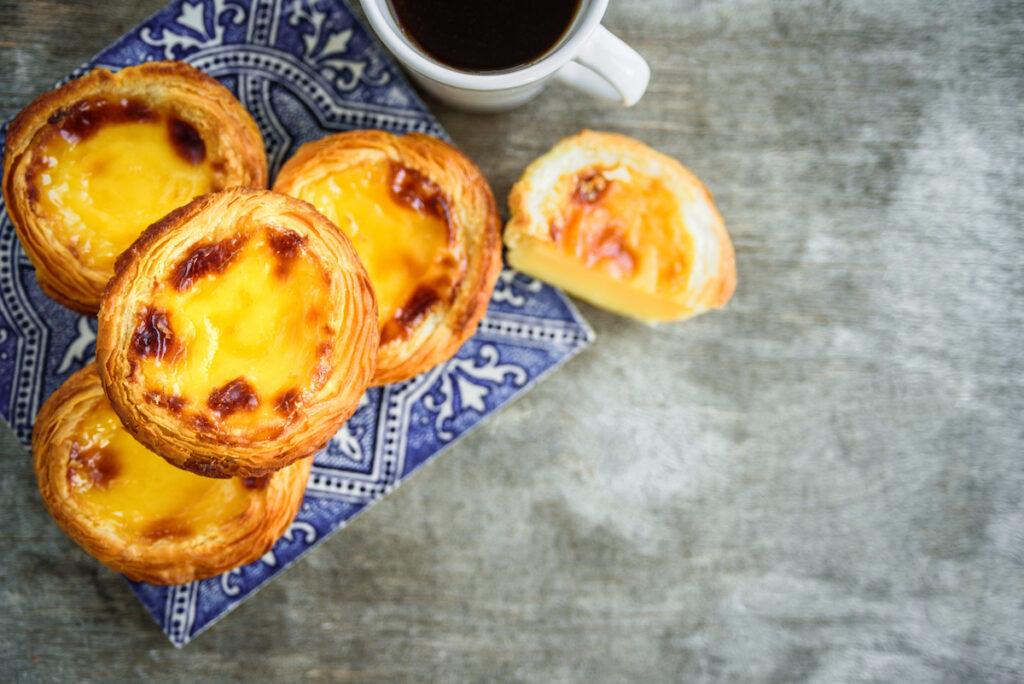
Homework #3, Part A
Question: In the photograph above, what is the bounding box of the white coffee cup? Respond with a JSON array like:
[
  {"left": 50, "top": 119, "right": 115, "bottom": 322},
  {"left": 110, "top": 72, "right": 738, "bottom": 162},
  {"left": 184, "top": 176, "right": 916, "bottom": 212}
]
[{"left": 359, "top": 0, "right": 650, "bottom": 112}]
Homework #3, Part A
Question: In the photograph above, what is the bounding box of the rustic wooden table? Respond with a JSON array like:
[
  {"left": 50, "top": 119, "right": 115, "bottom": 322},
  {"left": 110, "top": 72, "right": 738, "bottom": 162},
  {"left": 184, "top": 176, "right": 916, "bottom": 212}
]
[{"left": 1, "top": 1, "right": 1022, "bottom": 681}]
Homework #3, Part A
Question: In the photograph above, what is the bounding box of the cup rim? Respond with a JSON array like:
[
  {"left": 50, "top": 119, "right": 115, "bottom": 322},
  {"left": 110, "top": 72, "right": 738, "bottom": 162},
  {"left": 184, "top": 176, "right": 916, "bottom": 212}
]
[{"left": 359, "top": 0, "right": 608, "bottom": 91}]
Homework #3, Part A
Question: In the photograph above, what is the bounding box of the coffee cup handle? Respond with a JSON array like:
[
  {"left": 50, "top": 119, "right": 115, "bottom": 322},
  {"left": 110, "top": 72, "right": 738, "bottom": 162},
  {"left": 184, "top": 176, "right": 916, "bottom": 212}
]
[{"left": 554, "top": 25, "right": 650, "bottom": 106}]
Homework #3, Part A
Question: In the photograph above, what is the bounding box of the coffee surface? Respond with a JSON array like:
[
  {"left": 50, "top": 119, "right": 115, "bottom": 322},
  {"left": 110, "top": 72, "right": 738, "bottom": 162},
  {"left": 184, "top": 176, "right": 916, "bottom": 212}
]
[{"left": 390, "top": 0, "right": 581, "bottom": 72}]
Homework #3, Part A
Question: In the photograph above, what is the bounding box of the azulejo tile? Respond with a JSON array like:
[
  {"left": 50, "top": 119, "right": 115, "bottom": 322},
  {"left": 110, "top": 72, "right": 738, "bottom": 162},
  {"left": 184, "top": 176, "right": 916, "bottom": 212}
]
[{"left": 0, "top": 0, "right": 593, "bottom": 646}]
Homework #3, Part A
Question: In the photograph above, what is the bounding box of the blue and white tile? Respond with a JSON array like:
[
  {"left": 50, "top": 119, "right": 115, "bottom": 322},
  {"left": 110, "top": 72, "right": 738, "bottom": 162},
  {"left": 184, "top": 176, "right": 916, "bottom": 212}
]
[{"left": 0, "top": 0, "right": 593, "bottom": 646}]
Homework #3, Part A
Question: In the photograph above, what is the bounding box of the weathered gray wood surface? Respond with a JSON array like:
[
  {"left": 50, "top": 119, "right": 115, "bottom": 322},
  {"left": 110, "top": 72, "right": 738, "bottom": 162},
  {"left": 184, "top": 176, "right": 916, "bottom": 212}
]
[{"left": 1, "top": 1, "right": 1022, "bottom": 681}]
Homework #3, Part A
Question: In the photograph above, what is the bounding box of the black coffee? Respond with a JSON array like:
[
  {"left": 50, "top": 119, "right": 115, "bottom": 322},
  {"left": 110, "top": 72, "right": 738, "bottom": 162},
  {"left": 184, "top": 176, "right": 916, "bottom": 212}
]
[{"left": 389, "top": 0, "right": 582, "bottom": 73}]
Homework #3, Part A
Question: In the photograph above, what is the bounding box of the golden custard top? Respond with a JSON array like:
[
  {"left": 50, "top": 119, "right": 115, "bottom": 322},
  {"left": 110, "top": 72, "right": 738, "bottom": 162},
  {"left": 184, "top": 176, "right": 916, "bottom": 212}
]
[
  {"left": 290, "top": 160, "right": 462, "bottom": 343},
  {"left": 551, "top": 166, "right": 694, "bottom": 296},
  {"left": 67, "top": 402, "right": 261, "bottom": 541},
  {"left": 128, "top": 225, "right": 335, "bottom": 440},
  {"left": 28, "top": 97, "right": 215, "bottom": 273}
]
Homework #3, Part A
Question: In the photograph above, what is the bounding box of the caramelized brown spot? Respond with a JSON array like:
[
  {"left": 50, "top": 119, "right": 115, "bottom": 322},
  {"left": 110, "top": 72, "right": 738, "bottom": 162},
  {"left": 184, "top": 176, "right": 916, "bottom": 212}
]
[
  {"left": 552, "top": 170, "right": 636, "bottom": 278},
  {"left": 574, "top": 170, "right": 610, "bottom": 204},
  {"left": 267, "top": 228, "right": 306, "bottom": 260},
  {"left": 585, "top": 226, "right": 636, "bottom": 278},
  {"left": 51, "top": 97, "right": 157, "bottom": 144},
  {"left": 67, "top": 442, "right": 121, "bottom": 490},
  {"left": 143, "top": 518, "right": 192, "bottom": 541},
  {"left": 381, "top": 286, "right": 440, "bottom": 343},
  {"left": 190, "top": 414, "right": 215, "bottom": 433},
  {"left": 267, "top": 228, "right": 308, "bottom": 278},
  {"left": 168, "top": 117, "right": 206, "bottom": 164},
  {"left": 242, "top": 475, "right": 271, "bottom": 490},
  {"left": 274, "top": 388, "right": 300, "bottom": 416},
  {"left": 390, "top": 164, "right": 452, "bottom": 233},
  {"left": 207, "top": 377, "right": 260, "bottom": 417},
  {"left": 131, "top": 308, "right": 176, "bottom": 361},
  {"left": 172, "top": 234, "right": 247, "bottom": 291},
  {"left": 145, "top": 391, "right": 186, "bottom": 413}
]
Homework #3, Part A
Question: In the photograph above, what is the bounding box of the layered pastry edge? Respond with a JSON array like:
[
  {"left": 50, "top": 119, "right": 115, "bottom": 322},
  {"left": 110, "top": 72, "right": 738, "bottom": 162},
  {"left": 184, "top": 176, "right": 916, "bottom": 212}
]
[
  {"left": 33, "top": 363, "right": 311, "bottom": 585},
  {"left": 2, "top": 60, "right": 268, "bottom": 313},
  {"left": 505, "top": 129, "right": 736, "bottom": 322},
  {"left": 273, "top": 130, "right": 502, "bottom": 385},
  {"left": 97, "top": 188, "right": 378, "bottom": 478}
]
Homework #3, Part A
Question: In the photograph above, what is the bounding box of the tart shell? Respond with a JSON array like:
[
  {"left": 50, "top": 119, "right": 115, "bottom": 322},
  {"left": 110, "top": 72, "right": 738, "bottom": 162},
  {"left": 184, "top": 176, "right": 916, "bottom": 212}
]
[
  {"left": 97, "top": 188, "right": 378, "bottom": 478},
  {"left": 2, "top": 60, "right": 267, "bottom": 314},
  {"left": 273, "top": 131, "right": 502, "bottom": 385},
  {"left": 33, "top": 364, "right": 311, "bottom": 585},
  {"left": 505, "top": 130, "right": 736, "bottom": 321}
]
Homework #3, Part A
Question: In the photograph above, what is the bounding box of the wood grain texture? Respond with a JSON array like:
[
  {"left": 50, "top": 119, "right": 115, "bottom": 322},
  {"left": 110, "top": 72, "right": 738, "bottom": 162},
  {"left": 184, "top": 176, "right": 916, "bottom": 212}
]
[{"left": 1, "top": 0, "right": 1022, "bottom": 681}]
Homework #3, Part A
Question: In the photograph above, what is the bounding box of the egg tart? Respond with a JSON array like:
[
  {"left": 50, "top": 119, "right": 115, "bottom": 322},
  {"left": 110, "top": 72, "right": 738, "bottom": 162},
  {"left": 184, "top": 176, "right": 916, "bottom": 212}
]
[
  {"left": 97, "top": 189, "right": 378, "bottom": 478},
  {"left": 273, "top": 131, "right": 501, "bottom": 385},
  {"left": 3, "top": 61, "right": 267, "bottom": 313},
  {"left": 33, "top": 364, "right": 311, "bottom": 585},
  {"left": 505, "top": 130, "right": 736, "bottom": 323}
]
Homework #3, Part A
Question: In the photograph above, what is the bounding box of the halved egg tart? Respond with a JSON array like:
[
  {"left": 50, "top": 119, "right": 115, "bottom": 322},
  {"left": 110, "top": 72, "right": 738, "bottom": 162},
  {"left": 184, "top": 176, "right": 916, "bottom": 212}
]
[
  {"left": 2, "top": 61, "right": 267, "bottom": 313},
  {"left": 97, "top": 189, "right": 378, "bottom": 478},
  {"left": 273, "top": 131, "right": 501, "bottom": 385},
  {"left": 505, "top": 130, "right": 736, "bottom": 323},
  {"left": 33, "top": 363, "right": 311, "bottom": 585}
]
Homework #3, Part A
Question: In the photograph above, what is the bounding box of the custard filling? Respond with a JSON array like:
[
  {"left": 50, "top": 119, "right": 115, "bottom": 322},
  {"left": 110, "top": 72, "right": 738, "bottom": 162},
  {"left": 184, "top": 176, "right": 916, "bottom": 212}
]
[
  {"left": 290, "top": 161, "right": 459, "bottom": 340},
  {"left": 31, "top": 98, "right": 215, "bottom": 273},
  {"left": 68, "top": 403, "right": 255, "bottom": 540},
  {"left": 508, "top": 166, "right": 695, "bottom": 322},
  {"left": 130, "top": 228, "right": 333, "bottom": 433}
]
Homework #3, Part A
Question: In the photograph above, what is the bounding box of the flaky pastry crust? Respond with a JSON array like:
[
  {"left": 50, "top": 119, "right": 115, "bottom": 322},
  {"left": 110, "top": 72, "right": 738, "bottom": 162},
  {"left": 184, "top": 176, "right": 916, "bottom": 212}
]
[
  {"left": 273, "top": 131, "right": 502, "bottom": 385},
  {"left": 505, "top": 130, "right": 736, "bottom": 321},
  {"left": 97, "top": 188, "right": 378, "bottom": 478},
  {"left": 33, "top": 364, "right": 311, "bottom": 585},
  {"left": 3, "top": 61, "right": 267, "bottom": 313}
]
